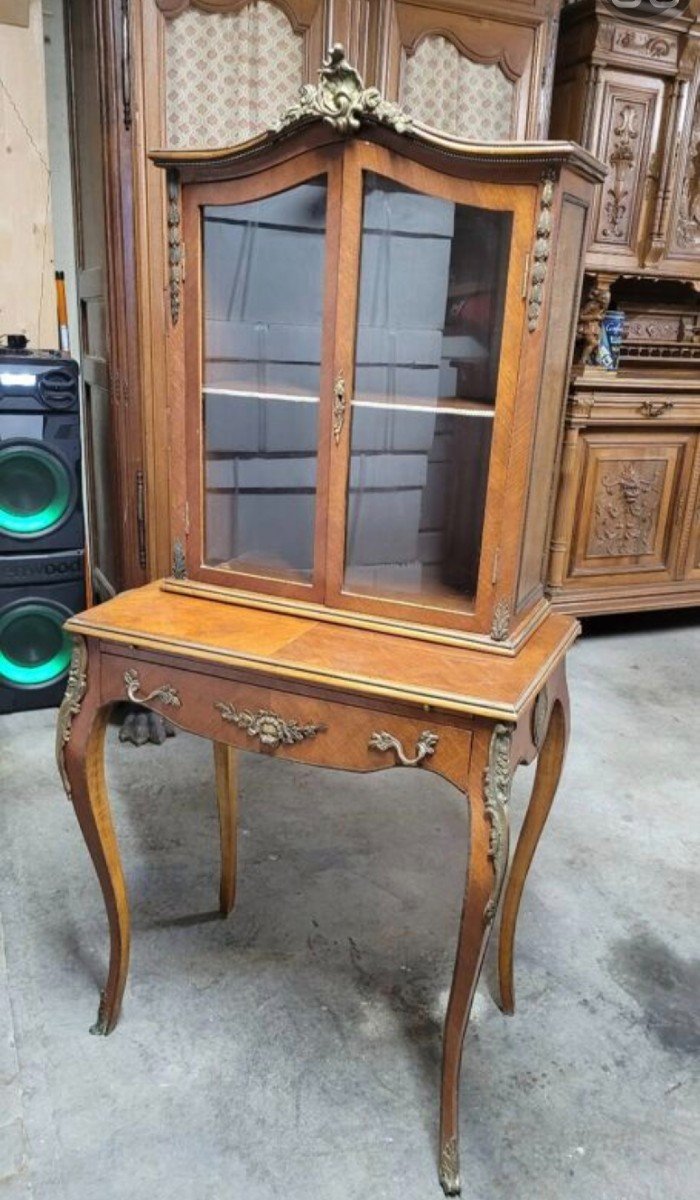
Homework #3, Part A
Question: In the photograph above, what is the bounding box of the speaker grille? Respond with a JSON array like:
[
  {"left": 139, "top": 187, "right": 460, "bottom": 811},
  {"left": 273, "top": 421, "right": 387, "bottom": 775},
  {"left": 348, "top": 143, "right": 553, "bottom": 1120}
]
[
  {"left": 0, "top": 598, "right": 72, "bottom": 688},
  {"left": 0, "top": 442, "right": 76, "bottom": 537}
]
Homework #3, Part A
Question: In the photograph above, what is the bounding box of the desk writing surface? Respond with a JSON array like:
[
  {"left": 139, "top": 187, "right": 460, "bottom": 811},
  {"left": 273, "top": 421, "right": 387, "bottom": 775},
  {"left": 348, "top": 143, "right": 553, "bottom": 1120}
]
[{"left": 65, "top": 582, "right": 579, "bottom": 720}]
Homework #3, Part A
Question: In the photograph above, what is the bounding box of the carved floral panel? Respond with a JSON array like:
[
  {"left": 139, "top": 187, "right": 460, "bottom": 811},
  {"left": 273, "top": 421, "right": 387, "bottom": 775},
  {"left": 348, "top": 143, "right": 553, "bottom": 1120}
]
[
  {"left": 612, "top": 27, "right": 674, "bottom": 65},
  {"left": 165, "top": 1, "right": 304, "bottom": 148},
  {"left": 674, "top": 88, "right": 700, "bottom": 255},
  {"left": 589, "top": 459, "right": 665, "bottom": 558},
  {"left": 596, "top": 95, "right": 647, "bottom": 246},
  {"left": 401, "top": 36, "right": 515, "bottom": 142}
]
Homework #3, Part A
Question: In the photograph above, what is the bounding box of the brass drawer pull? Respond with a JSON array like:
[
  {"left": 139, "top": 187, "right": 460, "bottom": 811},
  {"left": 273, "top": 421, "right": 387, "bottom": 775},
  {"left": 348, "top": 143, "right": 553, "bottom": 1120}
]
[
  {"left": 369, "top": 729, "right": 439, "bottom": 767},
  {"left": 215, "top": 702, "right": 326, "bottom": 750},
  {"left": 638, "top": 400, "right": 673, "bottom": 418},
  {"left": 124, "top": 669, "right": 181, "bottom": 708}
]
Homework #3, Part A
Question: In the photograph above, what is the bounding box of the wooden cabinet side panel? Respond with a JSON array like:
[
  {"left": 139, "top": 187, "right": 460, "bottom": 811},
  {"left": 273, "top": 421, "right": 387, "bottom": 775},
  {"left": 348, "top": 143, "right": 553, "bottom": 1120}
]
[
  {"left": 680, "top": 434, "right": 700, "bottom": 580},
  {"left": 518, "top": 190, "right": 589, "bottom": 610},
  {"left": 667, "top": 71, "right": 700, "bottom": 267}
]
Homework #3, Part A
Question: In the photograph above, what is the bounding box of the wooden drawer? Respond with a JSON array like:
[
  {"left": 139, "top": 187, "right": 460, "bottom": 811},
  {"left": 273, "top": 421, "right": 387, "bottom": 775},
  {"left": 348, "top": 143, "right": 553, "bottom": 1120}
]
[
  {"left": 99, "top": 651, "right": 472, "bottom": 790},
  {"left": 570, "top": 387, "right": 700, "bottom": 426}
]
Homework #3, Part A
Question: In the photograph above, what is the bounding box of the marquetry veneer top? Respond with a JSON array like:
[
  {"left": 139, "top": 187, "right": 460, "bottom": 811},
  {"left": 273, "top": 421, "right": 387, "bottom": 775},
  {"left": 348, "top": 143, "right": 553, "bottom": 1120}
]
[{"left": 66, "top": 583, "right": 579, "bottom": 721}]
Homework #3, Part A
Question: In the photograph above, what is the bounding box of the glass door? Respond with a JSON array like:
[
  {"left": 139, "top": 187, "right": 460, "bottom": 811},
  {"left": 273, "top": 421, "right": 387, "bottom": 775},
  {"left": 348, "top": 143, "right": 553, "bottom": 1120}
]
[
  {"left": 326, "top": 146, "right": 530, "bottom": 631},
  {"left": 190, "top": 153, "right": 340, "bottom": 599}
]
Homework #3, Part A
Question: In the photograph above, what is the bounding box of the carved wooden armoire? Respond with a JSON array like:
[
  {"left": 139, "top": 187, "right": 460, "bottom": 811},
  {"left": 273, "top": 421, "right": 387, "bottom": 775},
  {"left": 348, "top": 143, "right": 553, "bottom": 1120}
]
[
  {"left": 70, "top": 0, "right": 562, "bottom": 597},
  {"left": 548, "top": 0, "right": 700, "bottom": 615}
]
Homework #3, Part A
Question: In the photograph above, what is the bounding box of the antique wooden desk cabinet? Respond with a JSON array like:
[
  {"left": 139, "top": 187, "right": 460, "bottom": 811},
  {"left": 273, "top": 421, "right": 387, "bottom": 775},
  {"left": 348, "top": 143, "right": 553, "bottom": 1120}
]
[{"left": 56, "top": 49, "right": 605, "bottom": 1196}]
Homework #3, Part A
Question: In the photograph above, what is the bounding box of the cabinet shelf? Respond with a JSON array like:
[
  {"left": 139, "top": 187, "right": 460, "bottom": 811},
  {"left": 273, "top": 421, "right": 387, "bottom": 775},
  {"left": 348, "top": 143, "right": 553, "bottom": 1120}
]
[
  {"left": 353, "top": 399, "right": 495, "bottom": 418},
  {"left": 203, "top": 387, "right": 319, "bottom": 404},
  {"left": 203, "top": 387, "right": 495, "bottom": 419}
]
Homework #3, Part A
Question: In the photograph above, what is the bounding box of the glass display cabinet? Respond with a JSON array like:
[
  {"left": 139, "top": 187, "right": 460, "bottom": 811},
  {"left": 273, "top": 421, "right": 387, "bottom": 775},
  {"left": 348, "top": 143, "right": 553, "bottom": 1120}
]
[
  {"left": 152, "top": 46, "right": 604, "bottom": 652},
  {"left": 57, "top": 47, "right": 608, "bottom": 1200}
]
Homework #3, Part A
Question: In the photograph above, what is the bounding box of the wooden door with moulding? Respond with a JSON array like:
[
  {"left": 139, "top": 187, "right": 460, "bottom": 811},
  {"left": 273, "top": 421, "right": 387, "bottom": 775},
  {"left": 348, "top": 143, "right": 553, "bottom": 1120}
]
[
  {"left": 125, "top": 0, "right": 562, "bottom": 582},
  {"left": 65, "top": 0, "right": 148, "bottom": 597}
]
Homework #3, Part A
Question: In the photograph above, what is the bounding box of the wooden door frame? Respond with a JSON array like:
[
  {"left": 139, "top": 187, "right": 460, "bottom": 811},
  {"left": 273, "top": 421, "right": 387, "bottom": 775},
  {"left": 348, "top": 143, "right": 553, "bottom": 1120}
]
[
  {"left": 179, "top": 146, "right": 345, "bottom": 601},
  {"left": 323, "top": 138, "right": 535, "bottom": 637},
  {"left": 65, "top": 0, "right": 148, "bottom": 596}
]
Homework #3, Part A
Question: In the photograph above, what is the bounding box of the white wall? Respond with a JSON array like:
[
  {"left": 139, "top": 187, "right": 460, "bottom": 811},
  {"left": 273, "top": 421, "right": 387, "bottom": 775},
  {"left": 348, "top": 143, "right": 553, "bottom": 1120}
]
[
  {"left": 42, "top": 0, "right": 80, "bottom": 359},
  {"left": 0, "top": 0, "right": 56, "bottom": 347}
]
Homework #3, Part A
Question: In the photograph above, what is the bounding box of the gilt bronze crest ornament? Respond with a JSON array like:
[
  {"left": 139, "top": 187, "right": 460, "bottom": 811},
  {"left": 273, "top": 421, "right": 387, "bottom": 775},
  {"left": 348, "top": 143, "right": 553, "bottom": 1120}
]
[{"left": 275, "top": 44, "right": 412, "bottom": 137}]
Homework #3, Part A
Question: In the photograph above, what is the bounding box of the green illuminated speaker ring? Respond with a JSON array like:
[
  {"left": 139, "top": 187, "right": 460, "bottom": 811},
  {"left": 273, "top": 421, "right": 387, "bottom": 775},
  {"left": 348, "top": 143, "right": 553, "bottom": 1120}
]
[
  {"left": 0, "top": 440, "right": 76, "bottom": 538},
  {"left": 0, "top": 600, "right": 72, "bottom": 689}
]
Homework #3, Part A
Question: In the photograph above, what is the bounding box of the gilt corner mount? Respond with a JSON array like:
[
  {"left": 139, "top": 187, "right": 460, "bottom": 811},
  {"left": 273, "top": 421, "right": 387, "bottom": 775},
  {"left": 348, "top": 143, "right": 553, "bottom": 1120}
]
[{"left": 274, "top": 43, "right": 412, "bottom": 137}]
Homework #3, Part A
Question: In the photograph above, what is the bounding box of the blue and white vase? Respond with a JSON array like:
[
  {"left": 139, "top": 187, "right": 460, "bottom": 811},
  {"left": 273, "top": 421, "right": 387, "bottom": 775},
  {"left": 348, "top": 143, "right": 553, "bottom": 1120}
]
[{"left": 598, "top": 310, "right": 625, "bottom": 371}]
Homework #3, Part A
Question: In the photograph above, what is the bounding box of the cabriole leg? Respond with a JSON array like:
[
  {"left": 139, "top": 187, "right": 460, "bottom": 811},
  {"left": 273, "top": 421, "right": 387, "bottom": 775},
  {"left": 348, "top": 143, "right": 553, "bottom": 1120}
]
[
  {"left": 497, "top": 679, "right": 570, "bottom": 1016},
  {"left": 56, "top": 637, "right": 130, "bottom": 1035},
  {"left": 439, "top": 723, "right": 513, "bottom": 1195},
  {"left": 213, "top": 742, "right": 238, "bottom": 916}
]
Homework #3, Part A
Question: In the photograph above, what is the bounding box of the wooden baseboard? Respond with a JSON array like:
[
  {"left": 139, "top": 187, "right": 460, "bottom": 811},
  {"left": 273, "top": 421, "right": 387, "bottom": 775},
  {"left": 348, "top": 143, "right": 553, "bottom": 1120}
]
[{"left": 549, "top": 582, "right": 700, "bottom": 617}]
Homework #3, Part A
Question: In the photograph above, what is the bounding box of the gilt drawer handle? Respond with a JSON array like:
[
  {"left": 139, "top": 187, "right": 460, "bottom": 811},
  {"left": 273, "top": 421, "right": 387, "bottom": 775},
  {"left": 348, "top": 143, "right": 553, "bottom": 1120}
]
[
  {"left": 124, "top": 669, "right": 182, "bottom": 708},
  {"left": 215, "top": 702, "right": 326, "bottom": 751},
  {"left": 638, "top": 400, "right": 673, "bottom": 418},
  {"left": 369, "top": 729, "right": 439, "bottom": 767}
]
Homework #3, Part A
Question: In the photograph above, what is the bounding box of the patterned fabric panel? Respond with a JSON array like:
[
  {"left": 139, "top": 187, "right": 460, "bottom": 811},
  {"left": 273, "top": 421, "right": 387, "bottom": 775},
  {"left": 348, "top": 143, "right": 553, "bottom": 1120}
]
[
  {"left": 165, "top": 1, "right": 304, "bottom": 149},
  {"left": 401, "top": 36, "right": 515, "bottom": 142}
]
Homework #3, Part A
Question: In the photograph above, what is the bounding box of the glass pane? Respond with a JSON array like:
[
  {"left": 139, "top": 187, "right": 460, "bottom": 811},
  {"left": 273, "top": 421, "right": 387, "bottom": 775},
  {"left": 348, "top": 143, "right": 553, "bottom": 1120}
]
[
  {"left": 202, "top": 177, "right": 327, "bottom": 581},
  {"left": 344, "top": 172, "right": 512, "bottom": 611}
]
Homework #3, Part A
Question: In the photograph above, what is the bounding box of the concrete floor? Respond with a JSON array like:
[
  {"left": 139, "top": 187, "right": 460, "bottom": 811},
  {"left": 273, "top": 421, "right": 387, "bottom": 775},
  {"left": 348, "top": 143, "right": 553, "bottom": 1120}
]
[{"left": 0, "top": 614, "right": 698, "bottom": 1200}]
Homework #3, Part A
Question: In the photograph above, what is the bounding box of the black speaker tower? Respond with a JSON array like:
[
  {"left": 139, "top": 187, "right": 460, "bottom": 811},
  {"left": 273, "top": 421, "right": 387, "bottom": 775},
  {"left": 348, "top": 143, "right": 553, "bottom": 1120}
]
[{"left": 0, "top": 347, "right": 85, "bottom": 714}]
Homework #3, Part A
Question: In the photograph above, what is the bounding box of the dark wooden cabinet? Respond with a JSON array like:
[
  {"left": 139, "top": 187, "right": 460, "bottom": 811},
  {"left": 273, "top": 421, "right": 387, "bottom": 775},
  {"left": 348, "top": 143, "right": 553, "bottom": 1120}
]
[
  {"left": 551, "top": 0, "right": 700, "bottom": 281},
  {"left": 547, "top": 0, "right": 700, "bottom": 616},
  {"left": 549, "top": 373, "right": 700, "bottom": 613}
]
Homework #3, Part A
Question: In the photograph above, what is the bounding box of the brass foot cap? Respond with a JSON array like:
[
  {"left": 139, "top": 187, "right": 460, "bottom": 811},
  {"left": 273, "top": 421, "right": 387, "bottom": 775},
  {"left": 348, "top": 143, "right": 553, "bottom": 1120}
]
[
  {"left": 439, "top": 1137, "right": 460, "bottom": 1195},
  {"left": 89, "top": 993, "right": 110, "bottom": 1036}
]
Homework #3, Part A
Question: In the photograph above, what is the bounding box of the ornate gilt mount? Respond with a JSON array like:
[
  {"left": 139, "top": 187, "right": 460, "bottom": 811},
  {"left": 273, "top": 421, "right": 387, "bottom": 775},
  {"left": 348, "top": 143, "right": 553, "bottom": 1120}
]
[
  {"left": 275, "top": 44, "right": 412, "bottom": 137},
  {"left": 483, "top": 724, "right": 513, "bottom": 924},
  {"left": 167, "top": 171, "right": 183, "bottom": 324},
  {"left": 491, "top": 598, "right": 511, "bottom": 642},
  {"left": 56, "top": 636, "right": 88, "bottom": 800},
  {"left": 215, "top": 702, "right": 326, "bottom": 750},
  {"left": 532, "top": 685, "right": 549, "bottom": 751},
  {"left": 527, "top": 169, "right": 556, "bottom": 332},
  {"left": 124, "top": 670, "right": 182, "bottom": 708},
  {"left": 332, "top": 372, "right": 346, "bottom": 444},
  {"left": 172, "top": 538, "right": 187, "bottom": 579},
  {"left": 369, "top": 729, "right": 439, "bottom": 768},
  {"left": 439, "top": 1135, "right": 460, "bottom": 1196}
]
